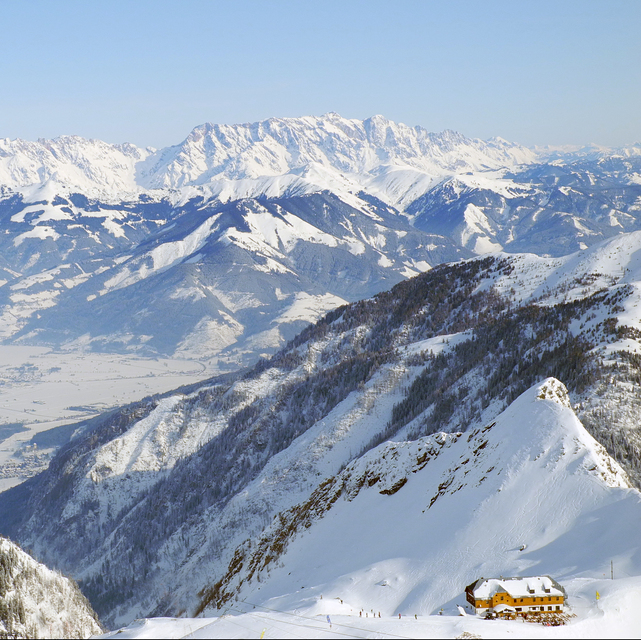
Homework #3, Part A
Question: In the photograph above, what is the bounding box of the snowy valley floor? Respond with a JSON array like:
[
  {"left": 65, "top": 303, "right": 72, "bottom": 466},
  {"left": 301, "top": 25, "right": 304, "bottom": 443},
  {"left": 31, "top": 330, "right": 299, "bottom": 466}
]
[
  {"left": 0, "top": 346, "right": 219, "bottom": 491},
  {"left": 98, "top": 575, "right": 641, "bottom": 639}
]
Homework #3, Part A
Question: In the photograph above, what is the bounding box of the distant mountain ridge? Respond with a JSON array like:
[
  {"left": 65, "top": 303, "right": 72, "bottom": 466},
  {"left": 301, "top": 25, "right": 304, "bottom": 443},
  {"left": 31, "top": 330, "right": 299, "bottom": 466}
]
[
  {"left": 0, "top": 114, "right": 535, "bottom": 204},
  {"left": 3, "top": 114, "right": 639, "bottom": 208},
  {"left": 1, "top": 114, "right": 641, "bottom": 365}
]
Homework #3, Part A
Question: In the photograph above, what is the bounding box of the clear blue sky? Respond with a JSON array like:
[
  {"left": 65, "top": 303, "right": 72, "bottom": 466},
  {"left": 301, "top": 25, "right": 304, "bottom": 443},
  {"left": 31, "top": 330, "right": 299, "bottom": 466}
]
[{"left": 1, "top": 0, "right": 639, "bottom": 148}]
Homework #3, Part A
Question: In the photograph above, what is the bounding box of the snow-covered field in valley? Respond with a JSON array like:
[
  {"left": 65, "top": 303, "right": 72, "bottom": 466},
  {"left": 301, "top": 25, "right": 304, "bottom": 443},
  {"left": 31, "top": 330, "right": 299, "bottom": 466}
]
[
  {"left": 0, "top": 346, "right": 217, "bottom": 491},
  {"left": 97, "top": 577, "right": 641, "bottom": 640}
]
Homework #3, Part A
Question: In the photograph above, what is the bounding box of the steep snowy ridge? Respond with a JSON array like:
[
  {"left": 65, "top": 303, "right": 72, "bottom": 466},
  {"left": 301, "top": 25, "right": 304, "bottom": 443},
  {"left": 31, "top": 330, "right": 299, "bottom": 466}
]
[
  {"left": 197, "top": 379, "right": 637, "bottom": 620},
  {"left": 0, "top": 536, "right": 102, "bottom": 639},
  {"left": 136, "top": 114, "right": 535, "bottom": 200},
  {"left": 102, "top": 379, "right": 641, "bottom": 638}
]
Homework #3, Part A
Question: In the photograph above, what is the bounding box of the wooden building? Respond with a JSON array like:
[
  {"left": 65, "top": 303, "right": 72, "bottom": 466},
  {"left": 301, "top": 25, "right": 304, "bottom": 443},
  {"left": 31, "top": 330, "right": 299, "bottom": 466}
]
[{"left": 465, "top": 575, "right": 565, "bottom": 617}]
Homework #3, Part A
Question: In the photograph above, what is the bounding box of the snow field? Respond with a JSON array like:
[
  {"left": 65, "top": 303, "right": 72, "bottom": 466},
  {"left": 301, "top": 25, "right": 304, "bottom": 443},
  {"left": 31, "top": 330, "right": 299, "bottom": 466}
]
[
  {"left": 0, "top": 346, "right": 218, "bottom": 491},
  {"left": 162, "top": 379, "right": 641, "bottom": 639}
]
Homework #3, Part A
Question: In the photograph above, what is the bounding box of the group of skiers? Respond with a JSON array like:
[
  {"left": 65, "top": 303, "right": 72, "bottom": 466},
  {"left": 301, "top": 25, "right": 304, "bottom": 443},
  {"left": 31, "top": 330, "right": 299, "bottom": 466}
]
[{"left": 356, "top": 610, "right": 419, "bottom": 620}]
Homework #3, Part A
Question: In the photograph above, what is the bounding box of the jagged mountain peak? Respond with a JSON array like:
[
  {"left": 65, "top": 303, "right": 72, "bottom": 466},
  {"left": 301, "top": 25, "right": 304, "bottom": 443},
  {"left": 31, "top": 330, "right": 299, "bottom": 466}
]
[
  {"left": 535, "top": 377, "right": 572, "bottom": 409},
  {"left": 134, "top": 113, "right": 538, "bottom": 203}
]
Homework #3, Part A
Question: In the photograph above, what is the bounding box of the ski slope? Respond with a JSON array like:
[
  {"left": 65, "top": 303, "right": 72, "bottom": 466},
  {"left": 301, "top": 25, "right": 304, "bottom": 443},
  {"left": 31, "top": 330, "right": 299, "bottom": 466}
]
[{"left": 99, "top": 379, "right": 641, "bottom": 638}]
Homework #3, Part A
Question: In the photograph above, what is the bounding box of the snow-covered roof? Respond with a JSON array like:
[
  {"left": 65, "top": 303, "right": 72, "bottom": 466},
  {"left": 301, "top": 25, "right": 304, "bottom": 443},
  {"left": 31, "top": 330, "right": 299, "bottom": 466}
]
[
  {"left": 493, "top": 604, "right": 517, "bottom": 613},
  {"left": 471, "top": 576, "right": 564, "bottom": 599}
]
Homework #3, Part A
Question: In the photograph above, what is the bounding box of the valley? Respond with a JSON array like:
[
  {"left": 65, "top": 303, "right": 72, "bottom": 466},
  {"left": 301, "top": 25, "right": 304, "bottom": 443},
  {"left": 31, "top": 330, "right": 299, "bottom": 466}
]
[
  {"left": 0, "top": 115, "right": 640, "bottom": 638},
  {"left": 0, "top": 346, "right": 218, "bottom": 491}
]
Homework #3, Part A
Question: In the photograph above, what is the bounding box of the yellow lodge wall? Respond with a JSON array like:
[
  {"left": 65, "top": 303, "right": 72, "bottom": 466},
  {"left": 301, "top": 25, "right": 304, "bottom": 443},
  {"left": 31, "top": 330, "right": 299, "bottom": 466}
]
[{"left": 473, "top": 594, "right": 564, "bottom": 608}]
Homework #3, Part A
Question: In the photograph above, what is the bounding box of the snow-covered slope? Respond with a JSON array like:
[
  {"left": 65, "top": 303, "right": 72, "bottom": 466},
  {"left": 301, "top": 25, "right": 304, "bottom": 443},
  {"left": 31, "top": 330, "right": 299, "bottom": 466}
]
[
  {"left": 0, "top": 137, "right": 152, "bottom": 201},
  {"left": 409, "top": 156, "right": 641, "bottom": 256},
  {"left": 0, "top": 536, "right": 102, "bottom": 638},
  {"left": 202, "top": 379, "right": 636, "bottom": 613},
  {"left": 2, "top": 117, "right": 641, "bottom": 633},
  {"left": 0, "top": 191, "right": 467, "bottom": 361},
  {"left": 102, "top": 379, "right": 641, "bottom": 638},
  {"left": 3, "top": 240, "right": 641, "bottom": 629}
]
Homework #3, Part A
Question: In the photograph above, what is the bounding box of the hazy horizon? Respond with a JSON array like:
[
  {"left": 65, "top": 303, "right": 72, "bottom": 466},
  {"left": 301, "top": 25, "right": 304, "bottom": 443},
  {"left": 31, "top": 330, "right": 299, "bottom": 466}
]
[{"left": 1, "top": 0, "right": 639, "bottom": 149}]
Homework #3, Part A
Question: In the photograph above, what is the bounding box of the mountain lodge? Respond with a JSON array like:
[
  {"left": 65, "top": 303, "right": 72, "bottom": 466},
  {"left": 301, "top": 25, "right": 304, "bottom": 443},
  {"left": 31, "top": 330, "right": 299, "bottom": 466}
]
[{"left": 465, "top": 575, "right": 565, "bottom": 617}]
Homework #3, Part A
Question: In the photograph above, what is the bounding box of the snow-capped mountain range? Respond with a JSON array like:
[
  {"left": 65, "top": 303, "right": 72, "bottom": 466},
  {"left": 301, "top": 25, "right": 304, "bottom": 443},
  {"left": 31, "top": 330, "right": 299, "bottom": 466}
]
[
  {"left": 2, "top": 232, "right": 641, "bottom": 630},
  {"left": 1, "top": 114, "right": 534, "bottom": 204},
  {"left": 2, "top": 115, "right": 641, "bottom": 636},
  {"left": 1, "top": 114, "right": 641, "bottom": 365}
]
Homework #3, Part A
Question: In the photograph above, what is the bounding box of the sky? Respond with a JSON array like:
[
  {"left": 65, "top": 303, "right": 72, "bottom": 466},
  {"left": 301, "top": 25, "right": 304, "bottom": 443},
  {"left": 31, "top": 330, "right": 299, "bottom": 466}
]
[{"left": 0, "top": 0, "right": 639, "bottom": 149}]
